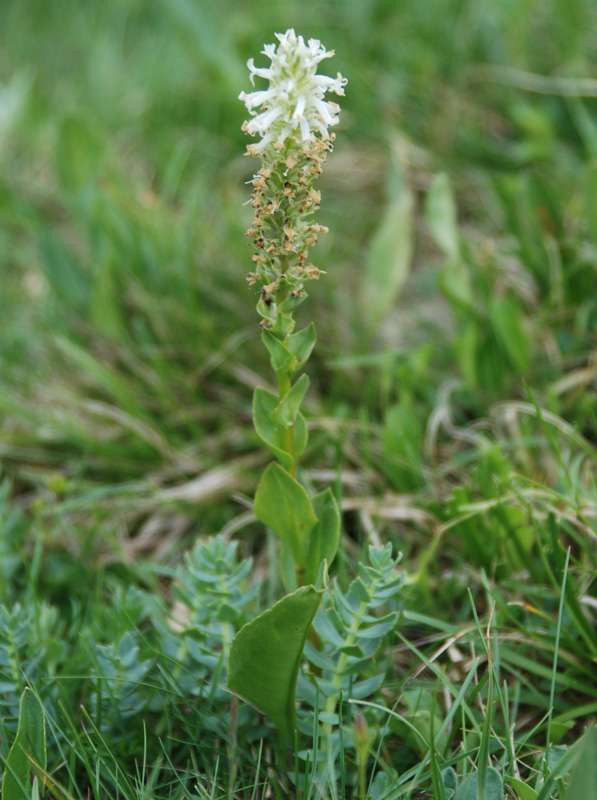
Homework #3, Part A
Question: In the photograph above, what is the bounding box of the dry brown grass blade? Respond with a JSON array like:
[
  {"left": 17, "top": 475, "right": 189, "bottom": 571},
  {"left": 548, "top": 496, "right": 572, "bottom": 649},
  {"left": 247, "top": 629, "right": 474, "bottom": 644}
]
[{"left": 157, "top": 463, "right": 249, "bottom": 504}]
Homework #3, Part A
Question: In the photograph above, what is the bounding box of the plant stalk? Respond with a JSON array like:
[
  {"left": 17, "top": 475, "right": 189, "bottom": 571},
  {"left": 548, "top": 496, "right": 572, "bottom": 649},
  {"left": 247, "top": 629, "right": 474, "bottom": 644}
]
[{"left": 277, "top": 368, "right": 297, "bottom": 480}]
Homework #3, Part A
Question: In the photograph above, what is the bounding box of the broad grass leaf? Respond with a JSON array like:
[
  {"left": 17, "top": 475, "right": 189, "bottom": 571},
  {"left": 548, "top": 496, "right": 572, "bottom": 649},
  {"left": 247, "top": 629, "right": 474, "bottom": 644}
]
[
  {"left": 228, "top": 586, "right": 322, "bottom": 740},
  {"left": 427, "top": 173, "right": 473, "bottom": 309},
  {"left": 55, "top": 336, "right": 144, "bottom": 417},
  {"left": 253, "top": 463, "right": 318, "bottom": 567},
  {"left": 0, "top": 72, "right": 34, "bottom": 144},
  {"left": 489, "top": 295, "right": 530, "bottom": 373},
  {"left": 426, "top": 172, "right": 460, "bottom": 260},
  {"left": 90, "top": 242, "right": 125, "bottom": 340},
  {"left": 382, "top": 405, "right": 424, "bottom": 491},
  {"left": 39, "top": 229, "right": 91, "bottom": 314},
  {"left": 566, "top": 725, "right": 597, "bottom": 798},
  {"left": 2, "top": 688, "right": 47, "bottom": 800},
  {"left": 585, "top": 162, "right": 597, "bottom": 241},
  {"left": 55, "top": 114, "right": 107, "bottom": 193},
  {"left": 499, "top": 506, "right": 535, "bottom": 571},
  {"left": 438, "top": 256, "right": 473, "bottom": 311},
  {"left": 363, "top": 178, "right": 414, "bottom": 323}
]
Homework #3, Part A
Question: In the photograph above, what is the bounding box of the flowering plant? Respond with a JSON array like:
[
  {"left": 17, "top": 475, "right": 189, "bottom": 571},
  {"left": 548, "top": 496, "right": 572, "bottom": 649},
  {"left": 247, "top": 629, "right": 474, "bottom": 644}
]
[
  {"left": 228, "top": 29, "right": 346, "bottom": 744},
  {"left": 239, "top": 29, "right": 347, "bottom": 331}
]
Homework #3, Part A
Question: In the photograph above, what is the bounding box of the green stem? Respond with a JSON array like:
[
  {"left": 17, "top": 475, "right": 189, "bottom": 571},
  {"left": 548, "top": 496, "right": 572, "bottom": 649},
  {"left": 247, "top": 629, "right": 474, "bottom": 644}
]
[
  {"left": 359, "top": 757, "right": 367, "bottom": 800},
  {"left": 324, "top": 600, "right": 368, "bottom": 719},
  {"left": 322, "top": 574, "right": 383, "bottom": 740},
  {"left": 315, "top": 599, "right": 368, "bottom": 764},
  {"left": 277, "top": 369, "right": 296, "bottom": 480},
  {"left": 276, "top": 365, "right": 303, "bottom": 586},
  {"left": 220, "top": 598, "right": 234, "bottom": 661}
]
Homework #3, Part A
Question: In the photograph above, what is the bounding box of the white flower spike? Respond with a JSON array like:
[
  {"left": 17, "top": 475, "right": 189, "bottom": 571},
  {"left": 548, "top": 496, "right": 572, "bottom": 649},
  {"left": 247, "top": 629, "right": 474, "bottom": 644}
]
[
  {"left": 239, "top": 29, "right": 347, "bottom": 154},
  {"left": 241, "top": 30, "right": 346, "bottom": 322}
]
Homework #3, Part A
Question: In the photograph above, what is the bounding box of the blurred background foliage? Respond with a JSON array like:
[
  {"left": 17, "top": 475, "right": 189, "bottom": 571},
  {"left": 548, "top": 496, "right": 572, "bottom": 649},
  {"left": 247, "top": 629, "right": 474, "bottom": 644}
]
[
  {"left": 0, "top": 0, "right": 595, "bottom": 572},
  {"left": 1, "top": 0, "right": 596, "bottom": 570}
]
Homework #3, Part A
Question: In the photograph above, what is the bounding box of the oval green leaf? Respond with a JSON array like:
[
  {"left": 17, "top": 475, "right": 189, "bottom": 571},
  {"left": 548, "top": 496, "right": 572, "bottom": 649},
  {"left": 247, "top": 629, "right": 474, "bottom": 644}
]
[
  {"left": 254, "top": 463, "right": 318, "bottom": 567},
  {"left": 2, "top": 688, "right": 47, "bottom": 800},
  {"left": 228, "top": 586, "right": 322, "bottom": 739}
]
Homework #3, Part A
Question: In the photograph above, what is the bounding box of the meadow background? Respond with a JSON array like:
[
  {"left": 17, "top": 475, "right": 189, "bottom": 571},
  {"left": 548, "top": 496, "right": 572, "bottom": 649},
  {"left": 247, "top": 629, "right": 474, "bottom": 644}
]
[{"left": 0, "top": 0, "right": 596, "bottom": 797}]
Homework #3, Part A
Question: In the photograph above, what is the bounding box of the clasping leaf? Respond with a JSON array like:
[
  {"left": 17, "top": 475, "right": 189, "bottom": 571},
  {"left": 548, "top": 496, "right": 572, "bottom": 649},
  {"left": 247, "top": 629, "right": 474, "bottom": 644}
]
[
  {"left": 2, "top": 688, "right": 47, "bottom": 800},
  {"left": 253, "top": 388, "right": 308, "bottom": 469},
  {"left": 254, "top": 463, "right": 318, "bottom": 568},
  {"left": 271, "top": 373, "right": 310, "bottom": 427},
  {"left": 228, "top": 585, "right": 322, "bottom": 739}
]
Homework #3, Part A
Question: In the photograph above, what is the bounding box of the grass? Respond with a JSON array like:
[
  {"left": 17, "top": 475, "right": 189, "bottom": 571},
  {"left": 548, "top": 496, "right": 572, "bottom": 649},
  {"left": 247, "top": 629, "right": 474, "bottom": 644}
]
[{"left": 1, "top": 0, "right": 596, "bottom": 797}]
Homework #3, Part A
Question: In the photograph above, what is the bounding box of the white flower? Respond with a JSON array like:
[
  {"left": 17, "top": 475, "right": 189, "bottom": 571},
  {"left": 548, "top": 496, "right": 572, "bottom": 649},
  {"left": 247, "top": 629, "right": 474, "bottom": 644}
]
[{"left": 239, "top": 28, "right": 347, "bottom": 153}]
